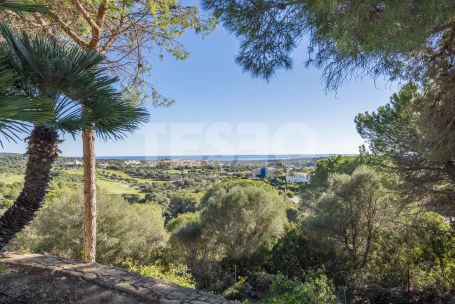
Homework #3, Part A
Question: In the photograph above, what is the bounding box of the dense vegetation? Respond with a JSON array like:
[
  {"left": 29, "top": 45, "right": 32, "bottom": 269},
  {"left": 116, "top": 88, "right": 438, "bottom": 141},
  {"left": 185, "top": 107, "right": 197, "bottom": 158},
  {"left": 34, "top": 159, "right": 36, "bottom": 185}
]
[{"left": 1, "top": 151, "right": 454, "bottom": 303}]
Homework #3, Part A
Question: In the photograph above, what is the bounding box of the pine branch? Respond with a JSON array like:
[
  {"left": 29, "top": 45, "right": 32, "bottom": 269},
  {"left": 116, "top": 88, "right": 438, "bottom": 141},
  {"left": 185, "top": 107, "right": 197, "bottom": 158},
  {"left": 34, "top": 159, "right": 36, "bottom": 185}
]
[
  {"left": 48, "top": 12, "right": 89, "bottom": 48},
  {"left": 72, "top": 0, "right": 100, "bottom": 32},
  {"left": 32, "top": 13, "right": 57, "bottom": 42}
]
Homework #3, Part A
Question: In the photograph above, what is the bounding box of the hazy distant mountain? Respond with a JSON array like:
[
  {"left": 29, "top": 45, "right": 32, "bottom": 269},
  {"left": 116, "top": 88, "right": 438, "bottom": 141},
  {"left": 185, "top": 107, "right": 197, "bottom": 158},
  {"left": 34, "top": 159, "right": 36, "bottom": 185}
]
[
  {"left": 0, "top": 152, "right": 21, "bottom": 156},
  {"left": 96, "top": 154, "right": 340, "bottom": 161}
]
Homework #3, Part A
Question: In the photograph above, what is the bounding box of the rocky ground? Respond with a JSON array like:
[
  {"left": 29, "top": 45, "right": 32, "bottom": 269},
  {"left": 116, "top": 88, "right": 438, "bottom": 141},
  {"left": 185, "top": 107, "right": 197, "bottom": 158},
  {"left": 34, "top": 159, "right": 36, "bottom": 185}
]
[
  {"left": 0, "top": 266, "right": 149, "bottom": 304},
  {"left": 0, "top": 252, "right": 232, "bottom": 304}
]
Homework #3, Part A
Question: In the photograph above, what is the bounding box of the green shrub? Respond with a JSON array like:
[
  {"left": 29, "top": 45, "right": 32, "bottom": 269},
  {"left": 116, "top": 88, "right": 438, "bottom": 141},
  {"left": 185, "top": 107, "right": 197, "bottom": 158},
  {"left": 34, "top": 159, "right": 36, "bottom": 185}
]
[
  {"left": 167, "top": 192, "right": 199, "bottom": 220},
  {"left": 169, "top": 183, "right": 288, "bottom": 289},
  {"left": 223, "top": 276, "right": 248, "bottom": 299},
  {"left": 371, "top": 209, "right": 455, "bottom": 291},
  {"left": 200, "top": 179, "right": 275, "bottom": 208},
  {"left": 166, "top": 212, "right": 200, "bottom": 232},
  {"left": 200, "top": 185, "right": 288, "bottom": 262},
  {"left": 123, "top": 259, "right": 196, "bottom": 288},
  {"left": 14, "top": 190, "right": 167, "bottom": 265},
  {"left": 259, "top": 272, "right": 340, "bottom": 304}
]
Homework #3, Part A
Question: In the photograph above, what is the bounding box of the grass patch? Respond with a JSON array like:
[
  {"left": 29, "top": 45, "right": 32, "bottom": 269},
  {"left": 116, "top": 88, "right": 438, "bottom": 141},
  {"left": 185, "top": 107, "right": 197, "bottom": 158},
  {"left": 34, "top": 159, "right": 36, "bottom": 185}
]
[
  {"left": 63, "top": 168, "right": 83, "bottom": 176},
  {"left": 0, "top": 174, "right": 24, "bottom": 184},
  {"left": 96, "top": 178, "right": 139, "bottom": 195},
  {"left": 62, "top": 168, "right": 147, "bottom": 196},
  {"left": 190, "top": 191, "right": 205, "bottom": 201},
  {"left": 100, "top": 169, "right": 131, "bottom": 179},
  {"left": 0, "top": 262, "right": 8, "bottom": 274},
  {"left": 100, "top": 169, "right": 155, "bottom": 184},
  {"left": 13, "top": 167, "right": 164, "bottom": 197}
]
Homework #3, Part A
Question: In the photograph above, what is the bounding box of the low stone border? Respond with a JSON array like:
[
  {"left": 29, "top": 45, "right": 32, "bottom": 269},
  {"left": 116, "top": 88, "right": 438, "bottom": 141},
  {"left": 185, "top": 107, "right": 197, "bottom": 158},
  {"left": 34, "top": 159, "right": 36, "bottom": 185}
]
[{"left": 1, "top": 252, "right": 232, "bottom": 304}]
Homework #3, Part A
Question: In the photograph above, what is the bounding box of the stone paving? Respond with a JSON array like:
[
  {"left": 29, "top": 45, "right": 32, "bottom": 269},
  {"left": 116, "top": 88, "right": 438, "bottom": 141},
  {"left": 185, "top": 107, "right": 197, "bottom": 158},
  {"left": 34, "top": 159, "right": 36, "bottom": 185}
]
[{"left": 1, "top": 252, "right": 232, "bottom": 304}]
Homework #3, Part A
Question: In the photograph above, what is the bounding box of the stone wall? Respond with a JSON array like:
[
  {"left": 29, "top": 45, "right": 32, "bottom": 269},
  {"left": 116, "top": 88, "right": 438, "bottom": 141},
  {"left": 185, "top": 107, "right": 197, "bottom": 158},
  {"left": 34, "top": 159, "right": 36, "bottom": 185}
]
[{"left": 1, "top": 252, "right": 232, "bottom": 304}]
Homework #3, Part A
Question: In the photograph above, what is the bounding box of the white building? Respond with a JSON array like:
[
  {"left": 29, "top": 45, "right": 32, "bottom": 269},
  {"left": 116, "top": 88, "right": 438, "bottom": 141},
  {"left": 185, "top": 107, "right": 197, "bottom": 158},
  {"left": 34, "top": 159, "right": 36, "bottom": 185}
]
[
  {"left": 63, "top": 160, "right": 82, "bottom": 167},
  {"left": 286, "top": 172, "right": 310, "bottom": 184},
  {"left": 124, "top": 160, "right": 141, "bottom": 166},
  {"left": 251, "top": 167, "right": 276, "bottom": 179},
  {"left": 97, "top": 163, "right": 109, "bottom": 169}
]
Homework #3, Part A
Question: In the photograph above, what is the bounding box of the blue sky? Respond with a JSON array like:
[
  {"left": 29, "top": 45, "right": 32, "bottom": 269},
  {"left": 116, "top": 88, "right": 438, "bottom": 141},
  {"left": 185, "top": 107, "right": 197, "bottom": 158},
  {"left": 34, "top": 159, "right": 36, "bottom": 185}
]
[{"left": 5, "top": 18, "right": 398, "bottom": 157}]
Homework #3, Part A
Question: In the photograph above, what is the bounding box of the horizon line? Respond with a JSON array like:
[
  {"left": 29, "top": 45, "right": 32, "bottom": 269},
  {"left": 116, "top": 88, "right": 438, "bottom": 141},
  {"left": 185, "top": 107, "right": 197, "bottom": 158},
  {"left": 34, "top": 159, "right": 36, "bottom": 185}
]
[{"left": 1, "top": 152, "right": 356, "bottom": 157}]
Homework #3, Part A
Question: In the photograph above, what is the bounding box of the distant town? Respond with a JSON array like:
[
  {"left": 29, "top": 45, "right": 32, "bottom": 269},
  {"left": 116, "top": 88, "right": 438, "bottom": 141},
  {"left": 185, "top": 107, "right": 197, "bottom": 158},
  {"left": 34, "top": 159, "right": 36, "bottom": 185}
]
[{"left": 55, "top": 155, "right": 319, "bottom": 206}]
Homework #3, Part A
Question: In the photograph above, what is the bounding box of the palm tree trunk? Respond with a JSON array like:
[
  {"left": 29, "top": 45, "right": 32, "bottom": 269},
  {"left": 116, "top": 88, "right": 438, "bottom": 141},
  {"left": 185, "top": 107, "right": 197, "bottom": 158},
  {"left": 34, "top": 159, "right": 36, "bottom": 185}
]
[
  {"left": 82, "top": 128, "right": 96, "bottom": 262},
  {"left": 0, "top": 126, "right": 59, "bottom": 250}
]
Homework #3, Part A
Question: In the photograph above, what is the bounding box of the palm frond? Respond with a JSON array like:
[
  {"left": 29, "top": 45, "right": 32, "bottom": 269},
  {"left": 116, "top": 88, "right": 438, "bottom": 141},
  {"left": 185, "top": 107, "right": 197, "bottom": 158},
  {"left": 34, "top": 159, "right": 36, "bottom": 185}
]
[
  {"left": 0, "top": 62, "right": 53, "bottom": 146},
  {"left": 0, "top": 24, "right": 103, "bottom": 96},
  {"left": 0, "top": 0, "right": 50, "bottom": 13},
  {"left": 0, "top": 119, "right": 27, "bottom": 147},
  {"left": 0, "top": 95, "right": 53, "bottom": 146},
  {"left": 0, "top": 24, "right": 149, "bottom": 143},
  {"left": 0, "top": 95, "right": 52, "bottom": 121},
  {"left": 84, "top": 96, "right": 149, "bottom": 141}
]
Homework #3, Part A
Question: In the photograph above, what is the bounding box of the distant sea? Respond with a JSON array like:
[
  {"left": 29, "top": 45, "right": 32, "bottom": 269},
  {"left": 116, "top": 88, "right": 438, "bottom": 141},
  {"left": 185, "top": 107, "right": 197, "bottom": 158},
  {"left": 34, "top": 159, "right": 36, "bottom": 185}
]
[{"left": 96, "top": 154, "right": 341, "bottom": 161}]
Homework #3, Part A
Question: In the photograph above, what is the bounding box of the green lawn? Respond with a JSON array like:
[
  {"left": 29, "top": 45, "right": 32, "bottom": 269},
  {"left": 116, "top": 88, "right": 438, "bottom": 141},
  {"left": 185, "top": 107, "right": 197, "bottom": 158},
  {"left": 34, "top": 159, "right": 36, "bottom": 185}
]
[
  {"left": 62, "top": 168, "right": 148, "bottom": 197},
  {"left": 64, "top": 167, "right": 178, "bottom": 186},
  {"left": 100, "top": 169, "right": 155, "bottom": 184},
  {"left": 96, "top": 178, "right": 139, "bottom": 195},
  {"left": 0, "top": 174, "right": 24, "bottom": 184},
  {"left": 1, "top": 169, "right": 146, "bottom": 198},
  {"left": 64, "top": 168, "right": 83, "bottom": 175},
  {"left": 63, "top": 168, "right": 139, "bottom": 194},
  {"left": 100, "top": 169, "right": 132, "bottom": 179}
]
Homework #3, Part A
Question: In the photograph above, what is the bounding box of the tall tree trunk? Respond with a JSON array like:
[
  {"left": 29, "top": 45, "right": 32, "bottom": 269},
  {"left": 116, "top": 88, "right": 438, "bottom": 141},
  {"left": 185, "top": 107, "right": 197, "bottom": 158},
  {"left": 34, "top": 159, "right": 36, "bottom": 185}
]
[
  {"left": 0, "top": 127, "right": 59, "bottom": 250},
  {"left": 82, "top": 29, "right": 103, "bottom": 262},
  {"left": 82, "top": 128, "right": 96, "bottom": 262},
  {"left": 82, "top": 12, "right": 105, "bottom": 263}
]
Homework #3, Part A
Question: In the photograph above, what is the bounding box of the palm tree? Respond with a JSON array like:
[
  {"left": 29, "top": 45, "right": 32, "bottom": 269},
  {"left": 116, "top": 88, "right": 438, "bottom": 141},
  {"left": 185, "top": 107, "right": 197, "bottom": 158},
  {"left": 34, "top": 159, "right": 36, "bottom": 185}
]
[
  {"left": 0, "top": 1, "right": 52, "bottom": 145},
  {"left": 0, "top": 26, "right": 149, "bottom": 250}
]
